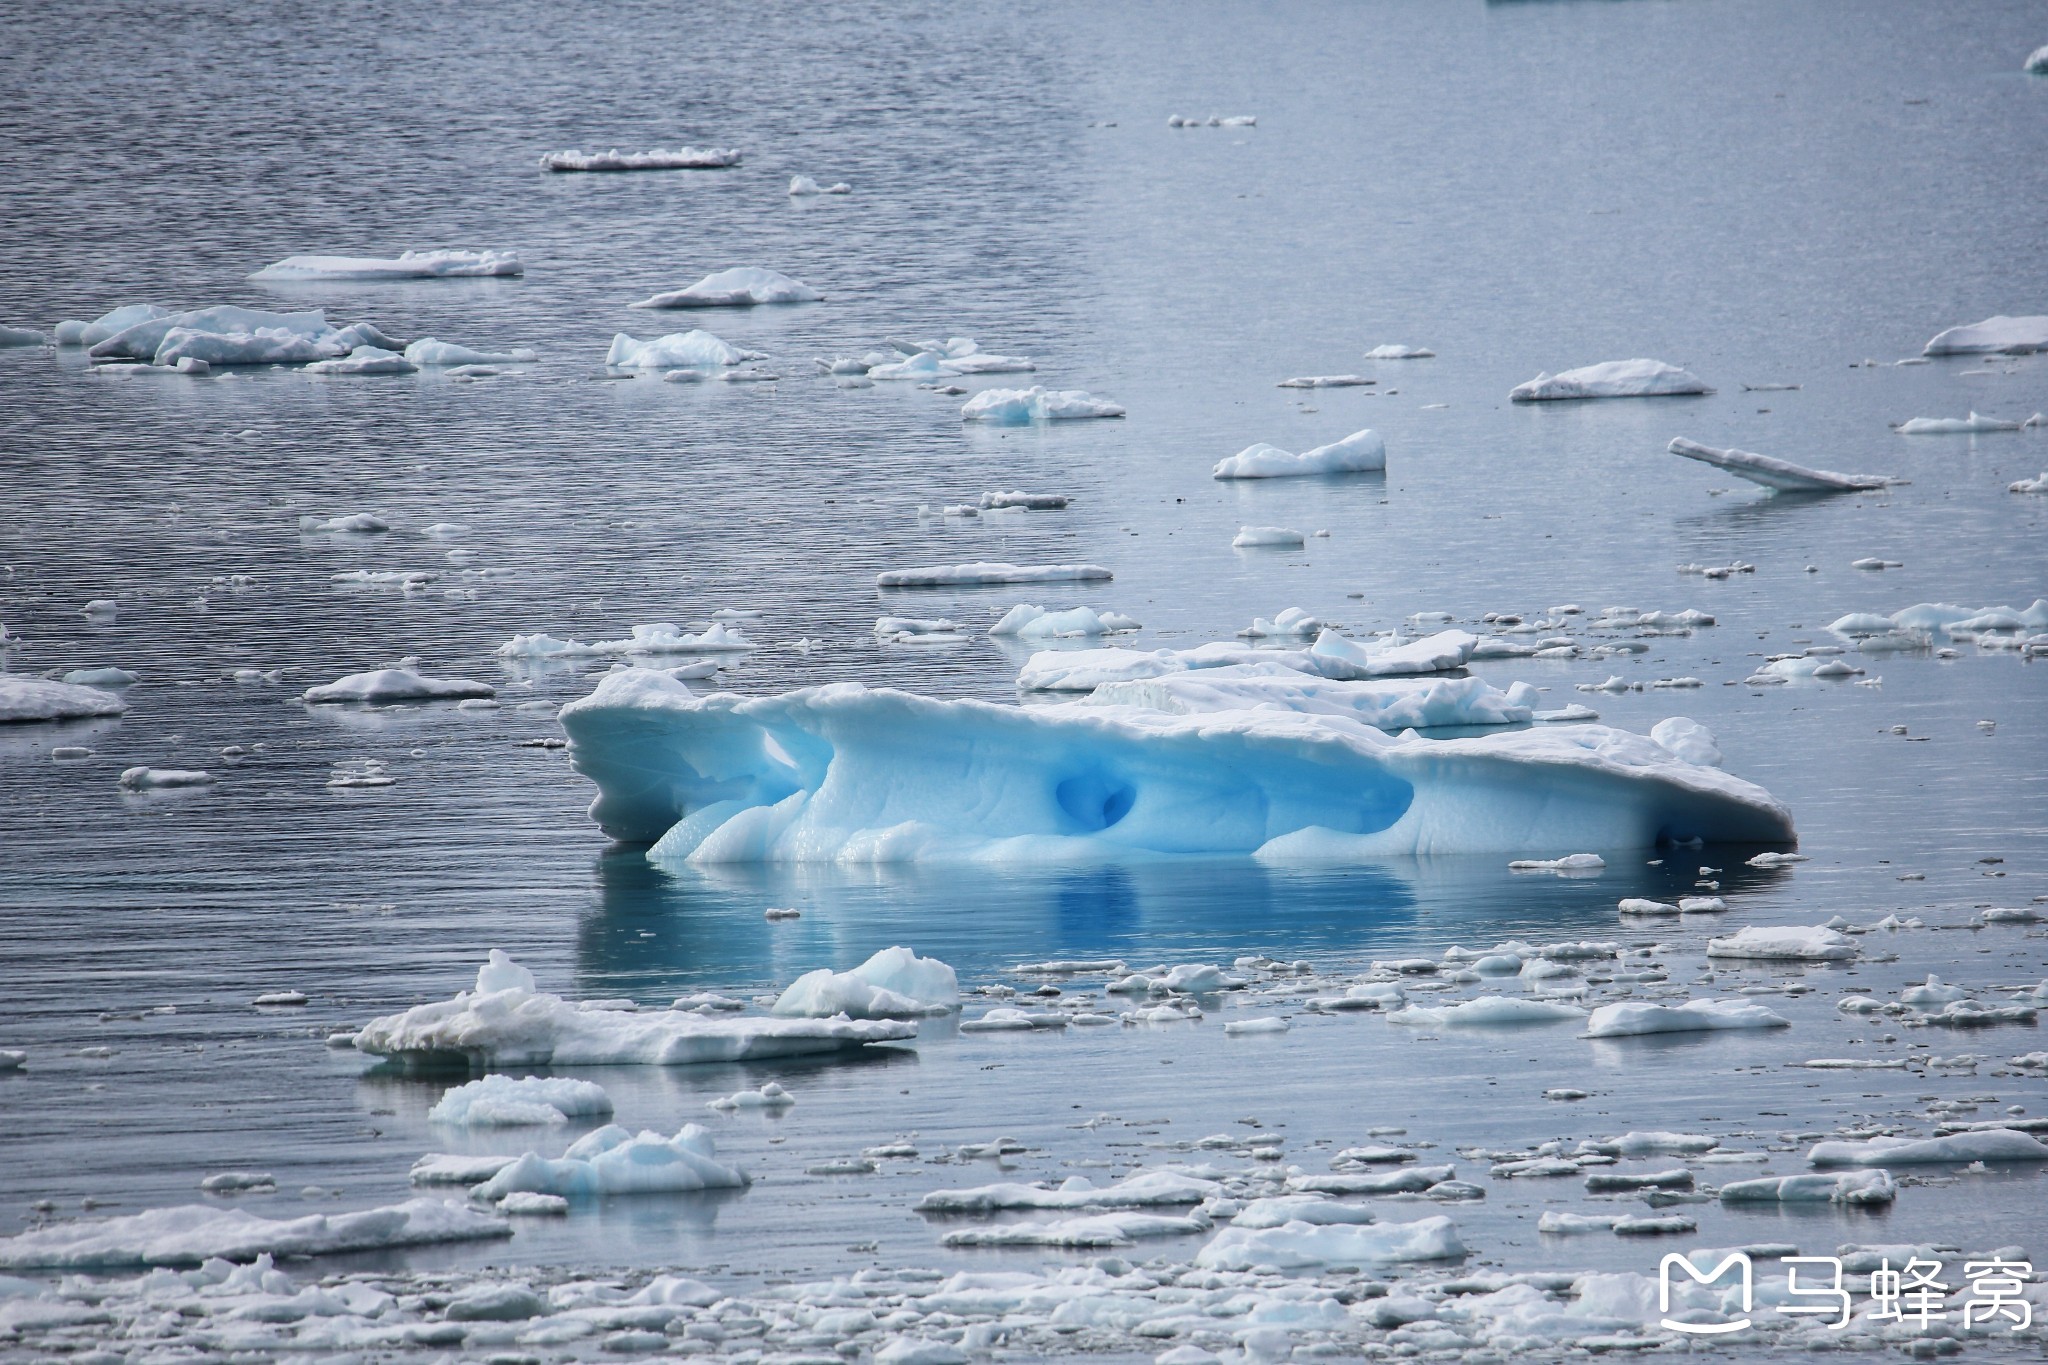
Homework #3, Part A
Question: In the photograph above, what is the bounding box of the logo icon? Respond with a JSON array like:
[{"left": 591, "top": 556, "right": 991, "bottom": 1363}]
[{"left": 1660, "top": 1251, "right": 1753, "bottom": 1335}]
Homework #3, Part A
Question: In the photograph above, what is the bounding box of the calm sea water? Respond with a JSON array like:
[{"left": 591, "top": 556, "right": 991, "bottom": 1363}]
[{"left": 1, "top": 0, "right": 2045, "bottom": 1295}]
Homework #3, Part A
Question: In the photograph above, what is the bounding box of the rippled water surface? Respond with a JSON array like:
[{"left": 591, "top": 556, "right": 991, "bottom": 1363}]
[{"left": 3, "top": 0, "right": 2047, "bottom": 1341}]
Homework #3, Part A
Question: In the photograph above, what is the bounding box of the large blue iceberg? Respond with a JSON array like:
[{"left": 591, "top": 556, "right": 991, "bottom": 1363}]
[{"left": 558, "top": 669, "right": 1795, "bottom": 863}]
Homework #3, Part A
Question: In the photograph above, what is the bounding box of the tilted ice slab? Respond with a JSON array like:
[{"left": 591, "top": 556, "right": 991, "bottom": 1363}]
[
  {"left": 405, "top": 338, "right": 537, "bottom": 366},
  {"left": 539, "top": 147, "right": 740, "bottom": 171},
  {"left": 428, "top": 1075, "right": 613, "bottom": 1127},
  {"left": 557, "top": 668, "right": 1796, "bottom": 859},
  {"left": 1214, "top": 429, "right": 1385, "bottom": 478},
  {"left": 606, "top": 329, "right": 761, "bottom": 369},
  {"left": 1668, "top": 438, "right": 1893, "bottom": 493},
  {"left": 352, "top": 951, "right": 918, "bottom": 1067},
  {"left": 1807, "top": 1129, "right": 2048, "bottom": 1166},
  {"left": 1510, "top": 360, "right": 1710, "bottom": 402},
  {"left": 773, "top": 946, "right": 959, "bottom": 1019},
  {"left": 0, "top": 1199, "right": 507, "bottom": 1269},
  {"left": 0, "top": 675, "right": 127, "bottom": 723},
  {"left": 879, "top": 562, "right": 1113, "bottom": 588},
  {"left": 1015, "top": 629, "right": 1477, "bottom": 692},
  {"left": 960, "top": 386, "right": 1124, "bottom": 423},
  {"left": 1719, "top": 1170, "right": 1895, "bottom": 1204},
  {"left": 631, "top": 267, "right": 821, "bottom": 309},
  {"left": 1195, "top": 1216, "right": 1465, "bottom": 1270},
  {"left": 1895, "top": 410, "right": 2043, "bottom": 434},
  {"left": 249, "top": 250, "right": 522, "bottom": 281},
  {"left": 1083, "top": 667, "right": 1538, "bottom": 733},
  {"left": 304, "top": 662, "right": 494, "bottom": 704},
  {"left": 1922, "top": 314, "right": 2048, "bottom": 356},
  {"left": 1583, "top": 998, "right": 1790, "bottom": 1037},
  {"left": 470, "top": 1124, "right": 748, "bottom": 1201}
]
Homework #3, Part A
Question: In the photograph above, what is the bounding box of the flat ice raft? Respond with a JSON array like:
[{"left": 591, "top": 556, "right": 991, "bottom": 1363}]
[
  {"left": 249, "top": 250, "right": 522, "bottom": 281},
  {"left": 558, "top": 670, "right": 1795, "bottom": 860},
  {"left": 1510, "top": 360, "right": 1710, "bottom": 402}
]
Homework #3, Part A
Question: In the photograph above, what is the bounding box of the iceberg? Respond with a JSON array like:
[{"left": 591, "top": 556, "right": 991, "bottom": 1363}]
[
  {"left": 1364, "top": 344, "right": 1434, "bottom": 360},
  {"left": 1509, "top": 360, "right": 1711, "bottom": 402},
  {"left": 1807, "top": 1129, "right": 2048, "bottom": 1166},
  {"left": 878, "top": 562, "right": 1112, "bottom": 588},
  {"left": 1085, "top": 668, "right": 1536, "bottom": 732},
  {"left": 1194, "top": 1216, "right": 1465, "bottom": 1270},
  {"left": 0, "top": 1199, "right": 507, "bottom": 1269},
  {"left": 1896, "top": 411, "right": 2045, "bottom": 434},
  {"left": 1922, "top": 314, "right": 2048, "bottom": 356},
  {"left": 788, "top": 175, "right": 850, "bottom": 195},
  {"left": 248, "top": 250, "right": 521, "bottom": 281},
  {"left": 1213, "top": 429, "right": 1385, "bottom": 479},
  {"left": 988, "top": 604, "right": 1139, "bottom": 639},
  {"left": 428, "top": 1075, "right": 614, "bottom": 1127},
  {"left": 1014, "top": 629, "right": 1478, "bottom": 691},
  {"left": 0, "top": 675, "right": 127, "bottom": 723},
  {"left": 630, "top": 267, "right": 822, "bottom": 309},
  {"left": 303, "top": 662, "right": 494, "bottom": 704},
  {"left": 302, "top": 345, "right": 417, "bottom": 376},
  {"left": 352, "top": 951, "right": 918, "bottom": 1067},
  {"left": 772, "top": 946, "right": 959, "bottom": 1018},
  {"left": 605, "top": 329, "right": 760, "bottom": 369},
  {"left": 1241, "top": 607, "right": 1321, "bottom": 637},
  {"left": 1583, "top": 999, "right": 1790, "bottom": 1037},
  {"left": 539, "top": 147, "right": 740, "bottom": 171},
  {"left": 556, "top": 667, "right": 1796, "bottom": 859},
  {"left": 979, "top": 490, "right": 1068, "bottom": 509},
  {"left": 404, "top": 338, "right": 537, "bottom": 365},
  {"left": 960, "top": 386, "right": 1124, "bottom": 422},
  {"left": 470, "top": 1124, "right": 748, "bottom": 1201},
  {"left": 1667, "top": 438, "right": 1893, "bottom": 493}
]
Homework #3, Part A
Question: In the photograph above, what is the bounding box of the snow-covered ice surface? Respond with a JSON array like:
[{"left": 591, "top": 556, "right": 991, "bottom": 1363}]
[
  {"left": 1509, "top": 359, "right": 1711, "bottom": 401},
  {"left": 248, "top": 250, "right": 523, "bottom": 281},
  {"left": 4, "top": 5, "right": 2048, "bottom": 1358},
  {"left": 0, "top": 675, "right": 128, "bottom": 723}
]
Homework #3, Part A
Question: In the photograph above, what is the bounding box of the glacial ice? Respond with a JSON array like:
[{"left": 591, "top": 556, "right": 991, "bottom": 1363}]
[
  {"left": 1582, "top": 999, "right": 1791, "bottom": 1037},
  {"left": 1014, "top": 628, "right": 1478, "bottom": 691},
  {"left": 1364, "top": 344, "right": 1434, "bottom": 359},
  {"left": 0, "top": 324, "right": 49, "bottom": 345},
  {"left": 939, "top": 1211, "right": 1210, "bottom": 1248},
  {"left": 557, "top": 666, "right": 1796, "bottom": 858},
  {"left": 405, "top": 338, "right": 538, "bottom": 366},
  {"left": 85, "top": 305, "right": 402, "bottom": 367},
  {"left": 2012, "top": 472, "right": 2048, "bottom": 493},
  {"left": 303, "top": 663, "right": 495, "bottom": 704},
  {"left": 428, "top": 1075, "right": 614, "bottom": 1127},
  {"left": 959, "top": 387, "right": 1124, "bottom": 422},
  {"left": 630, "top": 267, "right": 821, "bottom": 309},
  {"left": 0, "top": 675, "right": 127, "bottom": 723},
  {"left": 351, "top": 951, "right": 918, "bottom": 1067},
  {"left": 1719, "top": 1170, "right": 1897, "bottom": 1204},
  {"left": 788, "top": 175, "right": 850, "bottom": 195},
  {"left": 1649, "top": 717, "right": 1721, "bottom": 767},
  {"left": 914, "top": 1171, "right": 1219, "bottom": 1213},
  {"left": 53, "top": 304, "right": 171, "bottom": 347},
  {"left": 117, "top": 767, "right": 214, "bottom": 790},
  {"left": 1387, "top": 997, "right": 1586, "bottom": 1027},
  {"left": 1922, "top": 314, "right": 2048, "bottom": 355},
  {"left": 539, "top": 147, "right": 741, "bottom": 171},
  {"left": 1241, "top": 607, "right": 1321, "bottom": 637},
  {"left": 988, "top": 604, "right": 1140, "bottom": 639},
  {"left": 499, "top": 623, "right": 753, "bottom": 659},
  {"left": 2030, "top": 46, "right": 2048, "bottom": 73},
  {"left": 605, "top": 330, "right": 761, "bottom": 369},
  {"left": 1213, "top": 429, "right": 1385, "bottom": 478},
  {"left": 1509, "top": 360, "right": 1711, "bottom": 402},
  {"left": 1807, "top": 1129, "right": 2048, "bottom": 1166},
  {"left": 859, "top": 338, "right": 1036, "bottom": 379},
  {"left": 1667, "top": 438, "right": 1893, "bottom": 493},
  {"left": 303, "top": 345, "right": 417, "bottom": 376},
  {"left": 1233, "top": 525, "right": 1305, "bottom": 548},
  {"left": 1895, "top": 411, "right": 2042, "bottom": 434},
  {"left": 1194, "top": 1216, "right": 1465, "bottom": 1270},
  {"left": 1276, "top": 374, "right": 1373, "bottom": 388},
  {"left": 0, "top": 1199, "right": 507, "bottom": 1269},
  {"left": 248, "top": 250, "right": 522, "bottom": 281},
  {"left": 1704, "top": 925, "right": 1856, "bottom": 961},
  {"left": 878, "top": 562, "right": 1113, "bottom": 588},
  {"left": 772, "top": 946, "right": 959, "bottom": 1018},
  {"left": 470, "top": 1124, "right": 748, "bottom": 1201}
]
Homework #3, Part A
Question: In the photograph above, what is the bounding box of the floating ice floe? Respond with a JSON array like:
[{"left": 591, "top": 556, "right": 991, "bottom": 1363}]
[
  {"left": 118, "top": 767, "right": 214, "bottom": 790},
  {"left": 1276, "top": 374, "right": 1373, "bottom": 388},
  {"left": 62, "top": 667, "right": 133, "bottom": 688},
  {"left": 82, "top": 305, "right": 404, "bottom": 368},
  {"left": 1168, "top": 114, "right": 1256, "bottom": 127},
  {"left": 1583, "top": 999, "right": 1791, "bottom": 1037},
  {"left": 1922, "top": 314, "right": 2048, "bottom": 356},
  {"left": 1509, "top": 360, "right": 1711, "bottom": 402},
  {"left": 940, "top": 1211, "right": 1210, "bottom": 1247},
  {"left": 1234, "top": 525, "right": 1306, "bottom": 548},
  {"left": 304, "top": 661, "right": 495, "bottom": 704},
  {"left": 878, "top": 562, "right": 1113, "bottom": 588},
  {"left": 1241, "top": 607, "right": 1321, "bottom": 638},
  {"left": 1, "top": 324, "right": 50, "bottom": 345},
  {"left": 498, "top": 623, "right": 754, "bottom": 659},
  {"left": 960, "top": 386, "right": 1124, "bottom": 423},
  {"left": 0, "top": 675, "right": 127, "bottom": 723},
  {"left": 1507, "top": 853, "right": 1605, "bottom": 873},
  {"left": 849, "top": 338, "right": 1036, "bottom": 379},
  {"left": 1213, "top": 429, "right": 1385, "bottom": 479},
  {"left": 539, "top": 147, "right": 740, "bottom": 172},
  {"left": 1807, "top": 1129, "right": 2048, "bottom": 1166},
  {"left": 248, "top": 250, "right": 522, "bottom": 281},
  {"left": 404, "top": 338, "right": 538, "bottom": 366},
  {"left": 304, "top": 345, "right": 417, "bottom": 376},
  {"left": 1704, "top": 926, "right": 1856, "bottom": 961},
  {"left": 558, "top": 665, "right": 1796, "bottom": 858},
  {"left": 1021, "top": 633, "right": 1481, "bottom": 694},
  {"left": 0, "top": 1199, "right": 506, "bottom": 1269},
  {"left": 52, "top": 304, "right": 170, "bottom": 348},
  {"left": 788, "top": 175, "right": 850, "bottom": 195},
  {"left": 980, "top": 490, "right": 1069, "bottom": 510},
  {"left": 1194, "top": 1216, "right": 1464, "bottom": 1270},
  {"left": 471, "top": 1124, "right": 748, "bottom": 1202},
  {"left": 1223, "top": 1016, "right": 1289, "bottom": 1035},
  {"left": 2030, "top": 47, "right": 2048, "bottom": 73},
  {"left": 1386, "top": 997, "right": 1586, "bottom": 1027},
  {"left": 605, "top": 329, "right": 762, "bottom": 369},
  {"left": 915, "top": 1170, "right": 1219, "bottom": 1213},
  {"left": 301, "top": 511, "right": 388, "bottom": 533},
  {"left": 351, "top": 951, "right": 918, "bottom": 1067},
  {"left": 773, "top": 946, "right": 959, "bottom": 1019},
  {"left": 1895, "top": 411, "right": 2043, "bottom": 434},
  {"left": 1667, "top": 438, "right": 1894, "bottom": 493},
  {"left": 1076, "top": 671, "right": 1535, "bottom": 735},
  {"left": 708, "top": 1082, "right": 794, "bottom": 1111},
  {"left": 428, "top": 1075, "right": 614, "bottom": 1127},
  {"left": 988, "top": 604, "right": 1140, "bottom": 639},
  {"left": 876, "top": 616, "right": 968, "bottom": 644},
  {"left": 2011, "top": 472, "right": 2048, "bottom": 493},
  {"left": 1719, "top": 1170, "right": 1896, "bottom": 1204},
  {"left": 630, "top": 267, "right": 821, "bottom": 309},
  {"left": 1364, "top": 344, "right": 1434, "bottom": 360}
]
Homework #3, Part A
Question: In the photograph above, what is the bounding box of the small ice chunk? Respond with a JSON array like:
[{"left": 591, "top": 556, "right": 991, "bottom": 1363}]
[
  {"left": 1276, "top": 374, "right": 1374, "bottom": 387},
  {"left": 301, "top": 511, "right": 389, "bottom": 533},
  {"left": 773, "top": 947, "right": 959, "bottom": 1018},
  {"left": 0, "top": 676, "right": 128, "bottom": 724},
  {"left": 1705, "top": 926, "right": 1856, "bottom": 961},
  {"left": 788, "top": 175, "right": 851, "bottom": 195},
  {"left": 0, "top": 324, "right": 50, "bottom": 346},
  {"left": 915, "top": 1170, "right": 1219, "bottom": 1212},
  {"left": 1223, "top": 1016, "right": 1290, "bottom": 1035},
  {"left": 198, "top": 1171, "right": 276, "bottom": 1193},
  {"left": 249, "top": 250, "right": 521, "bottom": 281},
  {"left": 404, "top": 338, "right": 538, "bottom": 366},
  {"left": 1213, "top": 429, "right": 1385, "bottom": 479},
  {"left": 471, "top": 1124, "right": 750, "bottom": 1200},
  {"left": 1193, "top": 1215, "right": 1464, "bottom": 1269},
  {"left": 1895, "top": 411, "right": 2041, "bottom": 434},
  {"left": 540, "top": 147, "right": 740, "bottom": 172},
  {"left": 605, "top": 329, "right": 759, "bottom": 369},
  {"left": 1508, "top": 853, "right": 1605, "bottom": 873},
  {"left": 960, "top": 386, "right": 1124, "bottom": 423},
  {"left": 1584, "top": 998, "right": 1791, "bottom": 1036},
  {"left": 1364, "top": 344, "right": 1434, "bottom": 360},
  {"left": 60, "top": 668, "right": 137, "bottom": 689},
  {"left": 1649, "top": 716, "right": 1722, "bottom": 767},
  {"left": 1510, "top": 359, "right": 1711, "bottom": 401},
  {"left": 707, "top": 1081, "right": 795, "bottom": 1111},
  {"left": 429, "top": 1075, "right": 615, "bottom": 1127},
  {"left": 304, "top": 663, "right": 494, "bottom": 704},
  {"left": 1721, "top": 1170, "right": 1895, "bottom": 1204},
  {"left": 1922, "top": 314, "right": 2048, "bottom": 356},
  {"left": 1668, "top": 437, "right": 1892, "bottom": 493},
  {"left": 1233, "top": 525, "right": 1306, "bottom": 548},
  {"left": 630, "top": 267, "right": 821, "bottom": 309},
  {"left": 117, "top": 767, "right": 214, "bottom": 790},
  {"left": 1388, "top": 996, "right": 1586, "bottom": 1027},
  {"left": 878, "top": 561, "right": 1112, "bottom": 587},
  {"left": 1809, "top": 1129, "right": 2048, "bottom": 1166},
  {"left": 303, "top": 345, "right": 417, "bottom": 376},
  {"left": 988, "top": 604, "right": 1140, "bottom": 639},
  {"left": 0, "top": 1198, "right": 507, "bottom": 1268}
]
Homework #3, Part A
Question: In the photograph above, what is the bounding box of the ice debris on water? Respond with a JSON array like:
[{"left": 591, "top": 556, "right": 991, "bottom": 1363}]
[
  {"left": 0, "top": 324, "right": 51, "bottom": 346},
  {"left": 1923, "top": 312, "right": 2048, "bottom": 355},
  {"left": 1895, "top": 410, "right": 2043, "bottom": 434},
  {"left": 0, "top": 1199, "right": 508, "bottom": 1268},
  {"left": 1276, "top": 374, "right": 1373, "bottom": 388},
  {"left": 1705, "top": 925, "right": 1856, "bottom": 960},
  {"left": 960, "top": 386, "right": 1124, "bottom": 422},
  {"left": 773, "top": 947, "right": 959, "bottom": 1019},
  {"left": 248, "top": 250, "right": 521, "bottom": 281},
  {"left": 605, "top": 329, "right": 763, "bottom": 369},
  {"left": 2010, "top": 471, "right": 2048, "bottom": 493},
  {"left": 788, "top": 174, "right": 850, "bottom": 195},
  {"left": 878, "top": 561, "right": 1112, "bottom": 587},
  {"left": 499, "top": 622, "right": 753, "bottom": 658},
  {"left": 404, "top": 338, "right": 538, "bottom": 366},
  {"left": 303, "top": 345, "right": 417, "bottom": 376},
  {"left": 303, "top": 660, "right": 495, "bottom": 704},
  {"left": 539, "top": 147, "right": 740, "bottom": 171},
  {"left": 428, "top": 1075, "right": 614, "bottom": 1127},
  {"left": 80, "top": 304, "right": 404, "bottom": 368},
  {"left": 707, "top": 1081, "right": 793, "bottom": 1111},
  {"left": 1364, "top": 344, "right": 1434, "bottom": 359},
  {"left": 988, "top": 604, "right": 1140, "bottom": 639},
  {"left": 1583, "top": 998, "right": 1790, "bottom": 1036},
  {"left": 1510, "top": 359, "right": 1711, "bottom": 402},
  {"left": 1667, "top": 437, "right": 1894, "bottom": 493},
  {"left": 471, "top": 1124, "right": 749, "bottom": 1202},
  {"left": 117, "top": 767, "right": 214, "bottom": 790},
  {"left": 1233, "top": 525, "right": 1306, "bottom": 548},
  {"left": 630, "top": 266, "right": 821, "bottom": 309},
  {"left": 1508, "top": 853, "right": 1605, "bottom": 873},
  {"left": 1809, "top": 1129, "right": 2048, "bottom": 1166},
  {"left": 1213, "top": 428, "right": 1385, "bottom": 478},
  {"left": 0, "top": 675, "right": 127, "bottom": 723},
  {"left": 1167, "top": 114, "right": 1256, "bottom": 127}
]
